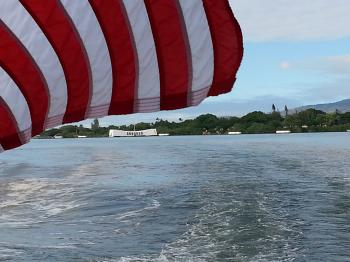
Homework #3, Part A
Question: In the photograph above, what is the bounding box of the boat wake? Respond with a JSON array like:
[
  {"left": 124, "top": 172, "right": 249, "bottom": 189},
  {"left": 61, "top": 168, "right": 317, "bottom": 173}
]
[{"left": 115, "top": 200, "right": 161, "bottom": 221}]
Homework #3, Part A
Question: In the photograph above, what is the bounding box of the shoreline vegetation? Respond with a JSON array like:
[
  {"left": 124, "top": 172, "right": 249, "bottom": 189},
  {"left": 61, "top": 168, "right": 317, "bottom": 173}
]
[{"left": 38, "top": 106, "right": 350, "bottom": 139}]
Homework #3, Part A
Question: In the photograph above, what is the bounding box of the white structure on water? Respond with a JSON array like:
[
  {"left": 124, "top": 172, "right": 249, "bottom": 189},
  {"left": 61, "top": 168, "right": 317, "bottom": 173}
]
[
  {"left": 109, "top": 129, "right": 158, "bottom": 137},
  {"left": 276, "top": 130, "right": 291, "bottom": 134},
  {"left": 228, "top": 131, "right": 242, "bottom": 135}
]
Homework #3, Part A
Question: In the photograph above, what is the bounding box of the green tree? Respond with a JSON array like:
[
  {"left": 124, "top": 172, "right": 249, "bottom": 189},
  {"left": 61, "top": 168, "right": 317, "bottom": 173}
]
[
  {"left": 91, "top": 118, "right": 100, "bottom": 130},
  {"left": 241, "top": 111, "right": 269, "bottom": 123},
  {"left": 284, "top": 114, "right": 301, "bottom": 129},
  {"left": 194, "top": 114, "right": 219, "bottom": 131},
  {"left": 297, "top": 109, "right": 325, "bottom": 127}
]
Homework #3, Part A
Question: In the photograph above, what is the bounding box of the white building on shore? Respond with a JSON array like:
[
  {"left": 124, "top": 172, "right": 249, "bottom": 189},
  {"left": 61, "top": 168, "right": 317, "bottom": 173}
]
[{"left": 109, "top": 129, "right": 158, "bottom": 137}]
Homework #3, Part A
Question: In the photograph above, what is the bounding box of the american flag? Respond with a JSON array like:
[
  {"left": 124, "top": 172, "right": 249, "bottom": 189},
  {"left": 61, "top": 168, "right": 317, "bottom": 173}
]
[{"left": 0, "top": 0, "right": 243, "bottom": 152}]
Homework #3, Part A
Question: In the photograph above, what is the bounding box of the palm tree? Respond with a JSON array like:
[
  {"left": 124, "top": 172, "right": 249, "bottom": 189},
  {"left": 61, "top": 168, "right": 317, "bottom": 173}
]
[
  {"left": 91, "top": 118, "right": 100, "bottom": 130},
  {"left": 272, "top": 104, "right": 276, "bottom": 113}
]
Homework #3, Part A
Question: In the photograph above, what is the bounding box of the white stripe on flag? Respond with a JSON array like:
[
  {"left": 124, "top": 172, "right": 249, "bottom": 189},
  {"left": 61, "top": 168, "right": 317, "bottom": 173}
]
[
  {"left": 178, "top": 0, "right": 214, "bottom": 105},
  {"left": 0, "top": 67, "right": 32, "bottom": 141},
  {"left": 122, "top": 0, "right": 160, "bottom": 112},
  {"left": 60, "top": 0, "right": 113, "bottom": 118},
  {"left": 0, "top": 0, "right": 68, "bottom": 126}
]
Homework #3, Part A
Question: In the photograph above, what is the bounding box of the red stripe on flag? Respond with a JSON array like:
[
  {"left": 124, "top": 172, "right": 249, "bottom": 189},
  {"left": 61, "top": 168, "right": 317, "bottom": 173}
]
[
  {"left": 0, "top": 97, "right": 23, "bottom": 150},
  {"left": 0, "top": 22, "right": 49, "bottom": 136},
  {"left": 174, "top": 0, "right": 193, "bottom": 107},
  {"left": 202, "top": 0, "right": 243, "bottom": 96},
  {"left": 20, "top": 0, "right": 92, "bottom": 123},
  {"left": 144, "top": 0, "right": 190, "bottom": 110},
  {"left": 89, "top": 0, "right": 138, "bottom": 115}
]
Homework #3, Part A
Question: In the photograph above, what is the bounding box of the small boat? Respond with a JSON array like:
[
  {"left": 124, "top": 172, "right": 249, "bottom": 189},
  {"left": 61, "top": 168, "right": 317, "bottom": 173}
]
[
  {"left": 158, "top": 133, "right": 170, "bottom": 136},
  {"left": 276, "top": 130, "right": 291, "bottom": 134},
  {"left": 228, "top": 131, "right": 242, "bottom": 135}
]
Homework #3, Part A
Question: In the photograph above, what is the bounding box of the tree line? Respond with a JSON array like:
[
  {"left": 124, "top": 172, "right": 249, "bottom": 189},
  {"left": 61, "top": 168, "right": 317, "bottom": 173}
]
[{"left": 39, "top": 107, "right": 350, "bottom": 138}]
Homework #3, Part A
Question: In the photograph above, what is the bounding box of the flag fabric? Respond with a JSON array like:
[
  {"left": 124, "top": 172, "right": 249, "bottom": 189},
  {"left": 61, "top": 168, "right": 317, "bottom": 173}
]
[{"left": 0, "top": 0, "right": 243, "bottom": 152}]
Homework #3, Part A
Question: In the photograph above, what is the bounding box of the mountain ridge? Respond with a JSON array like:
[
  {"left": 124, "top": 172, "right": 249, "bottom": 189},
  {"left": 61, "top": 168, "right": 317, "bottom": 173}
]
[{"left": 295, "top": 99, "right": 350, "bottom": 113}]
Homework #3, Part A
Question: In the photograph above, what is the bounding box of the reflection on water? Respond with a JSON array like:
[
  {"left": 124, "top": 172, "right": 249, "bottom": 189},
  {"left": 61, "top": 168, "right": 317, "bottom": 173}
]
[{"left": 0, "top": 133, "right": 350, "bottom": 261}]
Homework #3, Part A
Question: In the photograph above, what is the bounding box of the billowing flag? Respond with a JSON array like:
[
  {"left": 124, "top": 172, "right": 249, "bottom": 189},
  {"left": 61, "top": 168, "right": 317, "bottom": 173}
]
[{"left": 0, "top": 0, "right": 243, "bottom": 152}]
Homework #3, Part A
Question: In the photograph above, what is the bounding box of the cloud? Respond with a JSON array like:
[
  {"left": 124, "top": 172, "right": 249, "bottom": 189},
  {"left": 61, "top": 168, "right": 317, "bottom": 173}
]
[
  {"left": 301, "top": 78, "right": 349, "bottom": 103},
  {"left": 306, "top": 56, "right": 350, "bottom": 100},
  {"left": 293, "top": 55, "right": 350, "bottom": 76},
  {"left": 322, "top": 55, "right": 350, "bottom": 76},
  {"left": 280, "top": 61, "right": 290, "bottom": 70},
  {"left": 230, "top": 0, "right": 350, "bottom": 42},
  {"left": 285, "top": 54, "right": 350, "bottom": 102}
]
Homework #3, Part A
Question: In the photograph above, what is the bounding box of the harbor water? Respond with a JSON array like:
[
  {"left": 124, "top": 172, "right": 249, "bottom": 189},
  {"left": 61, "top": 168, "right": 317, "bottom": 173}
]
[{"left": 0, "top": 133, "right": 350, "bottom": 261}]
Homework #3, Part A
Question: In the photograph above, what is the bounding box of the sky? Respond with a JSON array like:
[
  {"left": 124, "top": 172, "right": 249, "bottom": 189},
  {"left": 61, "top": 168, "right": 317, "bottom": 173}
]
[{"left": 95, "top": 0, "right": 350, "bottom": 126}]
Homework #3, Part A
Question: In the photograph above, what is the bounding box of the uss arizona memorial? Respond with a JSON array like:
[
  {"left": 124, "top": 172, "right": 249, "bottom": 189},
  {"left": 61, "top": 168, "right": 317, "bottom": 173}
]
[{"left": 109, "top": 129, "right": 160, "bottom": 137}]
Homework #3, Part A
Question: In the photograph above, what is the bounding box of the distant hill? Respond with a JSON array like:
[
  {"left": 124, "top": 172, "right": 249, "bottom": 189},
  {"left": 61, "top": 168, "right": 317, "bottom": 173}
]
[{"left": 295, "top": 99, "right": 350, "bottom": 113}]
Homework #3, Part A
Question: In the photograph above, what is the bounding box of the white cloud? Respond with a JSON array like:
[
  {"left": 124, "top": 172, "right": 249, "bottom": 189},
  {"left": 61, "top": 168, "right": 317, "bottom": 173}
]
[
  {"left": 298, "top": 77, "right": 349, "bottom": 103},
  {"left": 230, "top": 0, "right": 350, "bottom": 42},
  {"left": 280, "top": 61, "right": 290, "bottom": 70},
  {"left": 292, "top": 55, "right": 350, "bottom": 76},
  {"left": 324, "top": 55, "right": 350, "bottom": 75},
  {"left": 284, "top": 54, "right": 350, "bottom": 102}
]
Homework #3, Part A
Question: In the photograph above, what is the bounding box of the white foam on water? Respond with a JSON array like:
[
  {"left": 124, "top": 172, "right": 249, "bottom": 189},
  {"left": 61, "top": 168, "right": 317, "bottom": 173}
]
[
  {"left": 100, "top": 254, "right": 169, "bottom": 262},
  {"left": 157, "top": 188, "right": 302, "bottom": 261},
  {"left": 0, "top": 178, "right": 84, "bottom": 226},
  {"left": 42, "top": 244, "right": 78, "bottom": 250},
  {"left": 115, "top": 200, "right": 161, "bottom": 221},
  {"left": 71, "top": 153, "right": 118, "bottom": 178},
  {"left": 0, "top": 247, "right": 24, "bottom": 259},
  {"left": 37, "top": 201, "right": 82, "bottom": 217},
  {"left": 4, "top": 179, "right": 48, "bottom": 204},
  {"left": 72, "top": 162, "right": 97, "bottom": 177}
]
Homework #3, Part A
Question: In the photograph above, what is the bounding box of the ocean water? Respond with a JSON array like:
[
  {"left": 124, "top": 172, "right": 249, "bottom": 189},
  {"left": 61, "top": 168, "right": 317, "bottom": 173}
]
[{"left": 0, "top": 133, "right": 350, "bottom": 261}]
